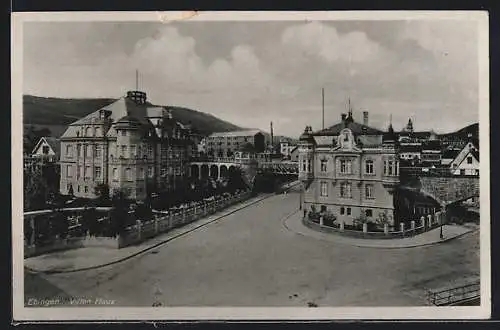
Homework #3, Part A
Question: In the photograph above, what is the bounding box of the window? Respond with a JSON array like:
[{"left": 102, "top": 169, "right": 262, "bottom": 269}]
[
  {"left": 84, "top": 186, "right": 88, "bottom": 193},
  {"left": 340, "top": 159, "right": 352, "bottom": 174},
  {"left": 383, "top": 160, "right": 387, "bottom": 175},
  {"left": 365, "top": 209, "right": 373, "bottom": 217},
  {"left": 78, "top": 166, "right": 83, "bottom": 179},
  {"left": 94, "top": 145, "right": 101, "bottom": 158},
  {"left": 112, "top": 168, "right": 118, "bottom": 181},
  {"left": 320, "top": 182, "right": 328, "bottom": 197},
  {"left": 388, "top": 161, "right": 393, "bottom": 175},
  {"left": 130, "top": 145, "right": 136, "bottom": 157},
  {"left": 85, "top": 166, "right": 91, "bottom": 179},
  {"left": 95, "top": 127, "right": 101, "bottom": 136},
  {"left": 302, "top": 161, "right": 306, "bottom": 172},
  {"left": 340, "top": 207, "right": 345, "bottom": 215},
  {"left": 395, "top": 161, "right": 399, "bottom": 176},
  {"left": 42, "top": 146, "right": 50, "bottom": 155},
  {"left": 77, "top": 186, "right": 80, "bottom": 193},
  {"left": 148, "top": 167, "right": 154, "bottom": 178},
  {"left": 365, "top": 184, "right": 374, "bottom": 199},
  {"left": 467, "top": 156, "right": 473, "bottom": 164},
  {"left": 340, "top": 182, "right": 352, "bottom": 198},
  {"left": 86, "top": 144, "right": 92, "bottom": 157},
  {"left": 346, "top": 207, "right": 351, "bottom": 215},
  {"left": 320, "top": 159, "right": 327, "bottom": 172},
  {"left": 66, "top": 165, "right": 73, "bottom": 178},
  {"left": 365, "top": 159, "right": 374, "bottom": 174},
  {"left": 85, "top": 127, "right": 92, "bottom": 136},
  {"left": 139, "top": 167, "right": 145, "bottom": 179},
  {"left": 65, "top": 145, "right": 73, "bottom": 157},
  {"left": 77, "top": 144, "right": 83, "bottom": 157},
  {"left": 148, "top": 144, "right": 153, "bottom": 157},
  {"left": 125, "top": 168, "right": 132, "bottom": 181},
  {"left": 460, "top": 169, "right": 466, "bottom": 175},
  {"left": 307, "top": 160, "right": 312, "bottom": 172},
  {"left": 95, "top": 166, "right": 101, "bottom": 179},
  {"left": 121, "top": 130, "right": 126, "bottom": 136}
]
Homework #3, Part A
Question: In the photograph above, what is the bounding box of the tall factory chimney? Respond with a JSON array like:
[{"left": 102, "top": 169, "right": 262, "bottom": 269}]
[{"left": 270, "top": 121, "right": 274, "bottom": 147}]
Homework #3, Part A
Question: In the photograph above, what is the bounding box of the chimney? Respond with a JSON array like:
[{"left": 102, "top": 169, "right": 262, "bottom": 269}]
[
  {"left": 363, "top": 111, "right": 369, "bottom": 126},
  {"left": 341, "top": 113, "right": 347, "bottom": 122}
]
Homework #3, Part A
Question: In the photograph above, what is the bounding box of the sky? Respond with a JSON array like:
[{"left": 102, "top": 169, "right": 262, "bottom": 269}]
[{"left": 23, "top": 19, "right": 480, "bottom": 138}]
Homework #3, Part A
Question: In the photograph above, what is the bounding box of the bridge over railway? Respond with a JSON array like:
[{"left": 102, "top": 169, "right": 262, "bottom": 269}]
[{"left": 189, "top": 157, "right": 299, "bottom": 181}]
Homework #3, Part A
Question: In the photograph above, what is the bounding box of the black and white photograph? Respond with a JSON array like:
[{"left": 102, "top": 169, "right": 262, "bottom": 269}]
[{"left": 12, "top": 11, "right": 490, "bottom": 320}]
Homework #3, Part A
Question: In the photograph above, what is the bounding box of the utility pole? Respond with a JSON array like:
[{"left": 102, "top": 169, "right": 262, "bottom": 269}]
[
  {"left": 322, "top": 88, "right": 325, "bottom": 130},
  {"left": 136, "top": 69, "right": 139, "bottom": 90}
]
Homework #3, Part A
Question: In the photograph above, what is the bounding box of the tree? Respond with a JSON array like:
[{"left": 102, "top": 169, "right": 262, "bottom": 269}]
[
  {"left": 80, "top": 207, "right": 99, "bottom": 236},
  {"left": 108, "top": 190, "right": 130, "bottom": 237},
  {"left": 24, "top": 166, "right": 50, "bottom": 211},
  {"left": 375, "top": 210, "right": 390, "bottom": 228},
  {"left": 94, "top": 183, "right": 110, "bottom": 205},
  {"left": 226, "top": 167, "right": 247, "bottom": 193}
]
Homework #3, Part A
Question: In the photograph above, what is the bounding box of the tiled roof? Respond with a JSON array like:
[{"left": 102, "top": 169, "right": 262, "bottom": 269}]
[
  {"left": 209, "top": 130, "right": 263, "bottom": 138},
  {"left": 44, "top": 137, "right": 60, "bottom": 156},
  {"left": 441, "top": 148, "right": 461, "bottom": 159}
]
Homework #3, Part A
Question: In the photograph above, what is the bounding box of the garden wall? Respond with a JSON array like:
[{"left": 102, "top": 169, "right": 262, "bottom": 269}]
[
  {"left": 303, "top": 211, "right": 445, "bottom": 240},
  {"left": 118, "top": 191, "right": 252, "bottom": 248}
]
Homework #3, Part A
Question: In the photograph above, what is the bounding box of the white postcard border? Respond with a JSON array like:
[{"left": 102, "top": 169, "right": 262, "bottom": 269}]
[{"left": 11, "top": 10, "right": 491, "bottom": 321}]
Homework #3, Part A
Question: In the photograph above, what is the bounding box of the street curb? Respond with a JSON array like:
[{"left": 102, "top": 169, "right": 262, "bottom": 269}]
[
  {"left": 282, "top": 211, "right": 477, "bottom": 250},
  {"left": 27, "top": 191, "right": 280, "bottom": 275}
]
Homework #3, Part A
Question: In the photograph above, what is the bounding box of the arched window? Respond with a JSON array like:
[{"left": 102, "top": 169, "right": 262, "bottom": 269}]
[{"left": 85, "top": 127, "right": 92, "bottom": 136}]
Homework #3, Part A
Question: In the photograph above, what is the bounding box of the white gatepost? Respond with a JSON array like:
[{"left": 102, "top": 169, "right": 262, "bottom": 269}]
[
  {"left": 411, "top": 220, "right": 416, "bottom": 230},
  {"left": 362, "top": 223, "right": 368, "bottom": 233},
  {"left": 421, "top": 216, "right": 426, "bottom": 228},
  {"left": 319, "top": 216, "right": 324, "bottom": 226},
  {"left": 427, "top": 214, "right": 433, "bottom": 227},
  {"left": 400, "top": 222, "right": 405, "bottom": 234},
  {"left": 340, "top": 221, "right": 345, "bottom": 232},
  {"left": 137, "top": 220, "right": 142, "bottom": 241},
  {"left": 384, "top": 223, "right": 389, "bottom": 235}
]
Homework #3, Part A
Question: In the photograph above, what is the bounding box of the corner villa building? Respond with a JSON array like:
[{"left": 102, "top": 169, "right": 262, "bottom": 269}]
[
  {"left": 59, "top": 90, "right": 195, "bottom": 200},
  {"left": 298, "top": 109, "right": 400, "bottom": 228}
]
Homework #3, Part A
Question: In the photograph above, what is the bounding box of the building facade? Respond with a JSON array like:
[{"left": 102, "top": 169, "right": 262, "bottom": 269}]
[
  {"left": 299, "top": 111, "right": 400, "bottom": 227},
  {"left": 450, "top": 137, "right": 479, "bottom": 176},
  {"left": 205, "top": 130, "right": 266, "bottom": 158},
  {"left": 59, "top": 90, "right": 195, "bottom": 200}
]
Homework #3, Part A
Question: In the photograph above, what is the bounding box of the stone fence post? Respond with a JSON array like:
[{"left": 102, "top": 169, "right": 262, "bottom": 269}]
[
  {"left": 411, "top": 220, "right": 416, "bottom": 230},
  {"left": 427, "top": 214, "right": 432, "bottom": 228},
  {"left": 384, "top": 223, "right": 389, "bottom": 235},
  {"left": 340, "top": 221, "right": 344, "bottom": 232},
  {"left": 362, "top": 223, "right": 368, "bottom": 233},
  {"left": 319, "top": 216, "right": 324, "bottom": 226},
  {"left": 421, "top": 216, "right": 426, "bottom": 229},
  {"left": 400, "top": 222, "right": 405, "bottom": 236}
]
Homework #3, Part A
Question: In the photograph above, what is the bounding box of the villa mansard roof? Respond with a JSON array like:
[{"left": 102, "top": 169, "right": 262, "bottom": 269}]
[
  {"left": 314, "top": 120, "right": 383, "bottom": 136},
  {"left": 60, "top": 92, "right": 188, "bottom": 141}
]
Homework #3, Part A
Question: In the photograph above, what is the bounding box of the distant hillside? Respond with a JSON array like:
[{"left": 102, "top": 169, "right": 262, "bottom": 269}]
[
  {"left": 439, "top": 123, "right": 479, "bottom": 140},
  {"left": 23, "top": 95, "right": 243, "bottom": 137}
]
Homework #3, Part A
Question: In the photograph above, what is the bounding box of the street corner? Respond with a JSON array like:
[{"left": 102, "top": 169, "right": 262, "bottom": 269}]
[{"left": 281, "top": 209, "right": 476, "bottom": 250}]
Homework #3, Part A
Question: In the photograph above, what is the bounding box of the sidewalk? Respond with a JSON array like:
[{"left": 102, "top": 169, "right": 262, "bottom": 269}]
[
  {"left": 282, "top": 211, "right": 475, "bottom": 249},
  {"left": 25, "top": 192, "right": 276, "bottom": 274}
]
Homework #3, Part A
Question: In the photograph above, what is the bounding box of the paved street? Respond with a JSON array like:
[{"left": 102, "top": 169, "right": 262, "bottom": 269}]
[{"left": 25, "top": 188, "right": 479, "bottom": 307}]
